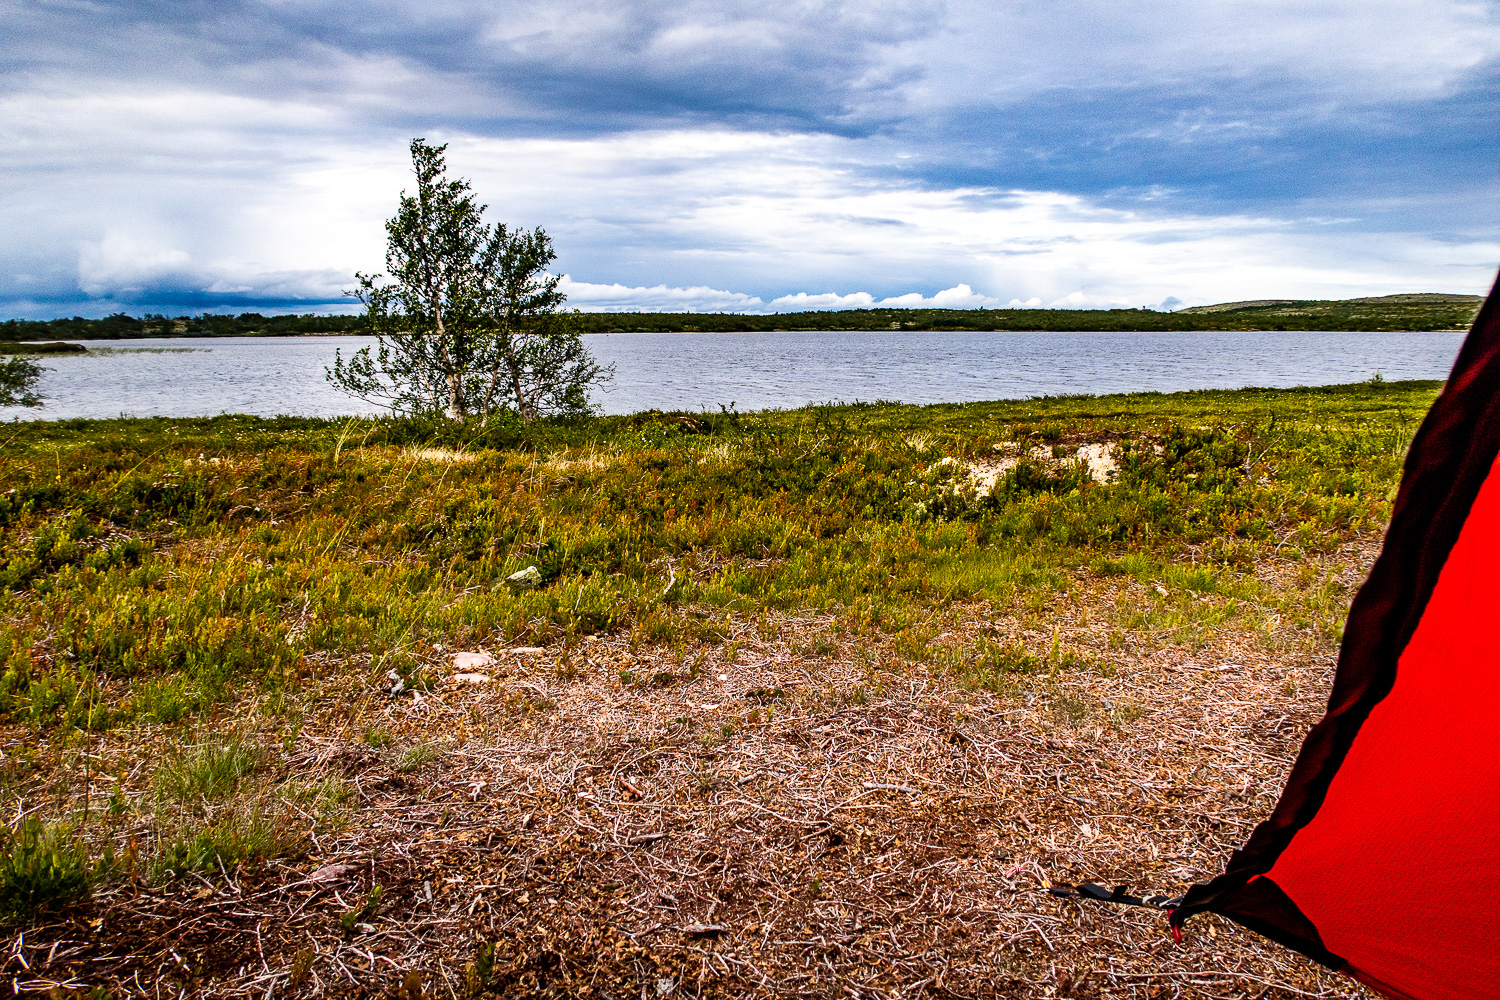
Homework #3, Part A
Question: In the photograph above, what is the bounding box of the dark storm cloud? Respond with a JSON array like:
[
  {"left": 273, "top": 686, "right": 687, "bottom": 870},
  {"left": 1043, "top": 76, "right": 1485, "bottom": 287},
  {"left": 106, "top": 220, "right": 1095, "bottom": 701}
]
[
  {"left": 874, "top": 67, "right": 1500, "bottom": 220},
  {"left": 5, "top": 0, "right": 944, "bottom": 132}
]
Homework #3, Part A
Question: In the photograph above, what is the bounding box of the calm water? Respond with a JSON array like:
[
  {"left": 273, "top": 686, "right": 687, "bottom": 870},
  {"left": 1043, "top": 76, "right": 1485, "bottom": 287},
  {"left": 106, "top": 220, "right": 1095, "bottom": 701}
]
[{"left": 24, "top": 329, "right": 1466, "bottom": 420}]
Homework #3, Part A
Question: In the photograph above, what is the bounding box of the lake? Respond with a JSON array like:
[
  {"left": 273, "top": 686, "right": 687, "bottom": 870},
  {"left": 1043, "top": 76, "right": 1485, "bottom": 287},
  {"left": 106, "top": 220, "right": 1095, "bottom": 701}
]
[{"left": 21, "top": 329, "right": 1467, "bottom": 420}]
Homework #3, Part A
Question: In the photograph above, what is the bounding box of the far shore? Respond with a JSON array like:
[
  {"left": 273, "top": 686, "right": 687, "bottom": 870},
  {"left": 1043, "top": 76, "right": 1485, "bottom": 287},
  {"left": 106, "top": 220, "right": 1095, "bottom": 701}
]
[{"left": 1, "top": 292, "right": 1483, "bottom": 340}]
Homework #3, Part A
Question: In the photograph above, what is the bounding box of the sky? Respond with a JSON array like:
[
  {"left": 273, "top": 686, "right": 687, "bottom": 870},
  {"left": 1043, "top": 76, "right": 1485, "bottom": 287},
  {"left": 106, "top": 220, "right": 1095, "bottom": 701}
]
[{"left": 4, "top": 0, "right": 1500, "bottom": 317}]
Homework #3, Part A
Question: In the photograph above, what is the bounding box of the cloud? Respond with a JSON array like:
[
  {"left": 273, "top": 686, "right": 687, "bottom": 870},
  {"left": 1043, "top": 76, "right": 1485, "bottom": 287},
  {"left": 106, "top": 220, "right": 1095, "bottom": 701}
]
[
  {"left": 77, "top": 235, "right": 195, "bottom": 299},
  {"left": 768, "top": 291, "right": 877, "bottom": 310},
  {"left": 5, "top": 122, "right": 1498, "bottom": 318},
  {"left": 3, "top": 1, "right": 1500, "bottom": 317},
  {"left": 877, "top": 284, "right": 1003, "bottom": 308},
  {"left": 915, "top": 1, "right": 1500, "bottom": 109},
  {"left": 559, "top": 277, "right": 763, "bottom": 312},
  {"left": 67, "top": 232, "right": 353, "bottom": 311},
  {"left": 11, "top": 1, "right": 1498, "bottom": 134},
  {"left": 1, "top": 0, "right": 944, "bottom": 133},
  {"left": 1045, "top": 291, "right": 1136, "bottom": 309},
  {"left": 763, "top": 286, "right": 1020, "bottom": 311}
]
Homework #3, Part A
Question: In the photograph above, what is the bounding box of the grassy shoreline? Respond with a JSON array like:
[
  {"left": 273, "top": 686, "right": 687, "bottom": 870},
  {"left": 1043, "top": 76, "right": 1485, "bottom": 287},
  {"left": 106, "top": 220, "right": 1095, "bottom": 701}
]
[{"left": 0, "top": 382, "right": 1427, "bottom": 996}]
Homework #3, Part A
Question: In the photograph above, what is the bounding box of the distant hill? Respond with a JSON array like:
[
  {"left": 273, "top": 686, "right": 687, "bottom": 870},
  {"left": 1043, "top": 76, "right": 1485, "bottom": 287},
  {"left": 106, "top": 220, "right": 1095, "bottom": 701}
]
[
  {"left": 1349, "top": 293, "right": 1482, "bottom": 304},
  {"left": 1175, "top": 293, "right": 1483, "bottom": 329},
  {"left": 0, "top": 293, "right": 1485, "bottom": 340},
  {"left": 1178, "top": 293, "right": 1480, "bottom": 313}
]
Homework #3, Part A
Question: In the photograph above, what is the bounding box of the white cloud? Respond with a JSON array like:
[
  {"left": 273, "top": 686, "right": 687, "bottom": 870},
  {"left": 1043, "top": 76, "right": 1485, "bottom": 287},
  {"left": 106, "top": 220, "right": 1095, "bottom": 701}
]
[
  {"left": 913, "top": 0, "right": 1500, "bottom": 110},
  {"left": 16, "top": 2, "right": 1496, "bottom": 133},
  {"left": 877, "top": 284, "right": 1003, "bottom": 308},
  {"left": 4, "top": 1, "right": 1500, "bottom": 319},
  {"left": 466, "top": 128, "right": 1497, "bottom": 306},
  {"left": 1045, "top": 290, "right": 1136, "bottom": 309},
  {"left": 768, "top": 291, "right": 876, "bottom": 310},
  {"left": 559, "top": 276, "right": 762, "bottom": 312},
  {"left": 74, "top": 231, "right": 352, "bottom": 306},
  {"left": 77, "top": 235, "right": 194, "bottom": 297}
]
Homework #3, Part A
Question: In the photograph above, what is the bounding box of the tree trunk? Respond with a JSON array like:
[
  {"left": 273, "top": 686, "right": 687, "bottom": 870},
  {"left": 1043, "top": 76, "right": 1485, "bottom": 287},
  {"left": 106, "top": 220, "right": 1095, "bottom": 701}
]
[
  {"left": 510, "top": 364, "right": 531, "bottom": 422},
  {"left": 433, "top": 306, "right": 463, "bottom": 421},
  {"left": 446, "top": 371, "right": 464, "bottom": 421},
  {"left": 501, "top": 329, "right": 533, "bottom": 421}
]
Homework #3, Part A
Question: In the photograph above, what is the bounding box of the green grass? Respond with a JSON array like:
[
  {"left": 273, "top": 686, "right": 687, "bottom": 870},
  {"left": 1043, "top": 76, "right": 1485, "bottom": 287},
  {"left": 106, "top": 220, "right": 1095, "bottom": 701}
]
[
  {"left": 144, "top": 733, "right": 345, "bottom": 881},
  {"left": 150, "top": 804, "right": 304, "bottom": 880},
  {"left": 153, "top": 735, "right": 264, "bottom": 804},
  {"left": 0, "top": 380, "right": 1437, "bottom": 921},
  {"left": 395, "top": 744, "right": 440, "bottom": 773},
  {"left": 0, "top": 380, "right": 1438, "bottom": 731},
  {"left": 0, "top": 817, "right": 110, "bottom": 924}
]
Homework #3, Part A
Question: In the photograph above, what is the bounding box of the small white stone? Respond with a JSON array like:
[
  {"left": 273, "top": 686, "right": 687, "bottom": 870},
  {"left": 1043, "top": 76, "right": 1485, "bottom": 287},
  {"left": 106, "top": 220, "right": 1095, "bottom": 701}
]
[{"left": 507, "top": 565, "right": 542, "bottom": 588}]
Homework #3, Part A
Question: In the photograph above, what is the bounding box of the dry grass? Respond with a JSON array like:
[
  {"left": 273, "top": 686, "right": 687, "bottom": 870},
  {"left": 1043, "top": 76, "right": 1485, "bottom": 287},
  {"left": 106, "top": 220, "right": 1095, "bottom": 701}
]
[
  {"left": 402, "top": 446, "right": 478, "bottom": 463},
  {"left": 0, "top": 540, "right": 1379, "bottom": 999},
  {"left": 544, "top": 445, "right": 622, "bottom": 472}
]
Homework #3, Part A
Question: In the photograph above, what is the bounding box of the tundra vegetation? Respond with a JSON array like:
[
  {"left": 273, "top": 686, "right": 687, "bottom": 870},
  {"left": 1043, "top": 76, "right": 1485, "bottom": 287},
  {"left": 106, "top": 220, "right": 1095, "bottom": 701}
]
[{"left": 0, "top": 382, "right": 1423, "bottom": 997}]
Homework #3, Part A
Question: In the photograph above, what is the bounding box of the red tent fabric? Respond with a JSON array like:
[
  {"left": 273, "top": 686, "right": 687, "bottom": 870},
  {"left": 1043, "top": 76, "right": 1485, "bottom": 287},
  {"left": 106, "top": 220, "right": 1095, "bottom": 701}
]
[{"left": 1174, "top": 280, "right": 1500, "bottom": 999}]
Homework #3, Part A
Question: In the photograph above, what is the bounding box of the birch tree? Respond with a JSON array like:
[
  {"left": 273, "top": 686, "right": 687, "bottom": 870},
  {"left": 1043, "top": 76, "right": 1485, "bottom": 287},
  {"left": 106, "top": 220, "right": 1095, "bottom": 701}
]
[{"left": 327, "top": 139, "right": 610, "bottom": 421}]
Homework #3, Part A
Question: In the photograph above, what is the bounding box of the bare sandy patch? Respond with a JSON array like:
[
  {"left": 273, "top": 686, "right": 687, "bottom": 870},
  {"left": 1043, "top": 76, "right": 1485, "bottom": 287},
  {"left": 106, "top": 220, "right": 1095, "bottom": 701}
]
[{"left": 944, "top": 441, "right": 1120, "bottom": 493}]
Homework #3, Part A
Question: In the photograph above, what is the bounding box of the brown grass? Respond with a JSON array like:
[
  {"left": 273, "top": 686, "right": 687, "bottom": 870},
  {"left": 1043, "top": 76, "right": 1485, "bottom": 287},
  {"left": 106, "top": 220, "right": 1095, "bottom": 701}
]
[{"left": 0, "top": 541, "right": 1381, "bottom": 999}]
